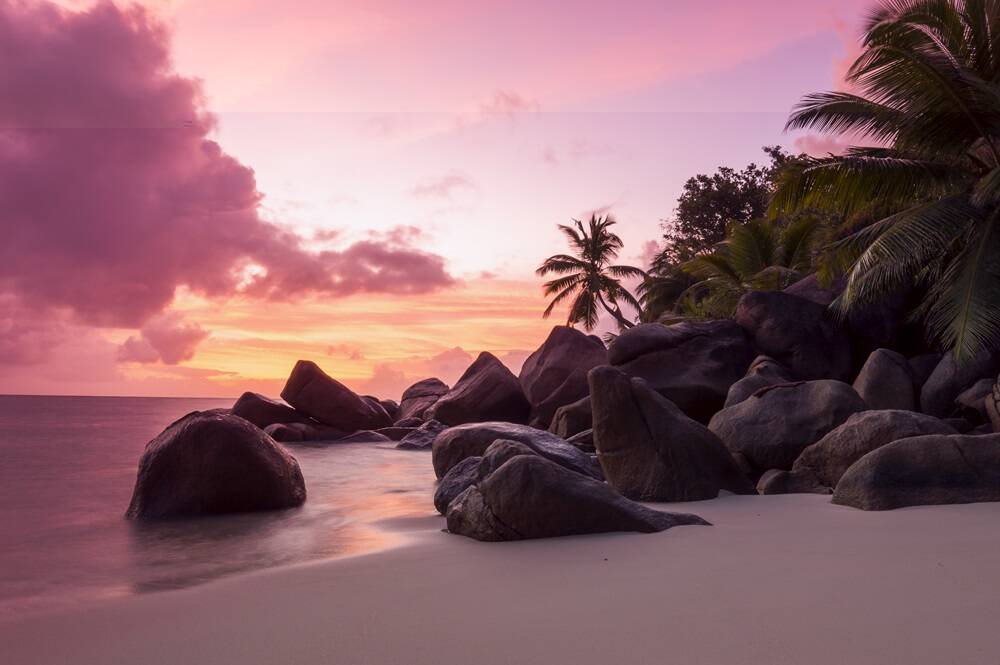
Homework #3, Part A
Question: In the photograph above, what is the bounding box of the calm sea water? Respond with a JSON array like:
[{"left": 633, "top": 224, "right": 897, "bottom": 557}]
[{"left": 0, "top": 395, "right": 436, "bottom": 618}]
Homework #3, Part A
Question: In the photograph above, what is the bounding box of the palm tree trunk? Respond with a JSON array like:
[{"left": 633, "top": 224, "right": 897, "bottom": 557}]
[{"left": 596, "top": 292, "right": 635, "bottom": 330}]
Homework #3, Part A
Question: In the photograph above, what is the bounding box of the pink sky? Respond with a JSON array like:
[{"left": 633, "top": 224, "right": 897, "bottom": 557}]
[{"left": 0, "top": 0, "right": 868, "bottom": 398}]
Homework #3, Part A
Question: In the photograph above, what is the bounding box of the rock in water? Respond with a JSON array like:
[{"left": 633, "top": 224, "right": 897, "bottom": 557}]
[
  {"left": 852, "top": 349, "right": 916, "bottom": 411},
  {"left": 446, "top": 455, "right": 709, "bottom": 541},
  {"left": 396, "top": 419, "right": 447, "bottom": 450},
  {"left": 231, "top": 392, "right": 312, "bottom": 429},
  {"left": 920, "top": 351, "right": 999, "bottom": 417},
  {"left": 735, "top": 291, "right": 853, "bottom": 381},
  {"left": 589, "top": 366, "right": 754, "bottom": 501},
  {"left": 397, "top": 378, "right": 449, "bottom": 421},
  {"left": 431, "top": 421, "right": 601, "bottom": 480},
  {"left": 608, "top": 320, "right": 754, "bottom": 423},
  {"left": 126, "top": 411, "right": 306, "bottom": 520},
  {"left": 792, "top": 410, "right": 957, "bottom": 489},
  {"left": 280, "top": 360, "right": 391, "bottom": 432},
  {"left": 518, "top": 326, "right": 607, "bottom": 427},
  {"left": 708, "top": 380, "right": 866, "bottom": 475},
  {"left": 724, "top": 355, "right": 792, "bottom": 408},
  {"left": 833, "top": 433, "right": 1000, "bottom": 510},
  {"left": 548, "top": 396, "right": 592, "bottom": 438},
  {"left": 429, "top": 352, "right": 530, "bottom": 426}
]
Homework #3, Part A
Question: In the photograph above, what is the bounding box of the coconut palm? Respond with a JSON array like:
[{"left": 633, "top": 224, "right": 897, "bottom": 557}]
[
  {"left": 537, "top": 214, "right": 645, "bottom": 330},
  {"left": 679, "top": 217, "right": 822, "bottom": 317},
  {"left": 772, "top": 0, "right": 1000, "bottom": 361}
]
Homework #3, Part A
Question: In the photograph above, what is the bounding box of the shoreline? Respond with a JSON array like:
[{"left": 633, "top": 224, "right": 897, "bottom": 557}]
[{"left": 4, "top": 494, "right": 999, "bottom": 665}]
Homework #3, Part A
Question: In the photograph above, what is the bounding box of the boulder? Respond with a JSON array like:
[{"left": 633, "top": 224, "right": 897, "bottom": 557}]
[
  {"left": 735, "top": 291, "right": 853, "bottom": 382},
  {"left": 125, "top": 411, "right": 306, "bottom": 520},
  {"left": 943, "top": 417, "right": 976, "bottom": 433},
  {"left": 608, "top": 320, "right": 755, "bottom": 423},
  {"left": 791, "top": 410, "right": 957, "bottom": 489},
  {"left": 852, "top": 348, "right": 917, "bottom": 411},
  {"left": 920, "top": 351, "right": 1000, "bottom": 417},
  {"left": 231, "top": 392, "right": 312, "bottom": 430},
  {"left": 833, "top": 433, "right": 1000, "bottom": 510},
  {"left": 548, "top": 396, "right": 592, "bottom": 438},
  {"left": 756, "top": 469, "right": 831, "bottom": 495},
  {"left": 519, "top": 326, "right": 607, "bottom": 427},
  {"left": 397, "top": 378, "right": 449, "bottom": 421},
  {"left": 396, "top": 419, "right": 447, "bottom": 451},
  {"left": 431, "top": 421, "right": 601, "bottom": 480},
  {"left": 724, "top": 356, "right": 792, "bottom": 408},
  {"left": 955, "top": 378, "right": 993, "bottom": 423},
  {"left": 280, "top": 360, "right": 391, "bottom": 432},
  {"left": 589, "top": 366, "right": 754, "bottom": 501},
  {"left": 393, "top": 416, "right": 425, "bottom": 428},
  {"left": 429, "top": 353, "right": 531, "bottom": 426},
  {"left": 433, "top": 456, "right": 481, "bottom": 515},
  {"left": 264, "top": 423, "right": 304, "bottom": 443},
  {"left": 445, "top": 455, "right": 710, "bottom": 541},
  {"left": 708, "top": 380, "right": 866, "bottom": 474}
]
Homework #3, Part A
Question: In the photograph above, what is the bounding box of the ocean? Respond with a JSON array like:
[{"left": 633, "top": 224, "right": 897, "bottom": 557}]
[{"left": 0, "top": 395, "right": 435, "bottom": 618}]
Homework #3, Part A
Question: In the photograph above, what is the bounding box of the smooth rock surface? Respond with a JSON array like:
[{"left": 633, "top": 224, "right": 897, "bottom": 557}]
[
  {"left": 397, "top": 378, "right": 449, "bottom": 421},
  {"left": 431, "top": 421, "right": 601, "bottom": 480},
  {"left": 126, "top": 411, "right": 306, "bottom": 520},
  {"left": 433, "top": 456, "right": 481, "bottom": 515},
  {"left": 589, "top": 366, "right": 754, "bottom": 501},
  {"left": 396, "top": 419, "right": 447, "bottom": 451},
  {"left": 852, "top": 349, "right": 916, "bottom": 411},
  {"left": 921, "top": 351, "right": 999, "bottom": 417},
  {"left": 429, "top": 353, "right": 531, "bottom": 426},
  {"left": 548, "top": 396, "right": 592, "bottom": 439},
  {"left": 724, "top": 355, "right": 792, "bottom": 408},
  {"left": 281, "top": 360, "right": 391, "bottom": 432},
  {"left": 709, "top": 380, "right": 866, "bottom": 474},
  {"left": 833, "top": 434, "right": 1000, "bottom": 510},
  {"left": 445, "top": 455, "right": 709, "bottom": 541},
  {"left": 231, "top": 392, "right": 312, "bottom": 430},
  {"left": 519, "top": 326, "right": 606, "bottom": 427}
]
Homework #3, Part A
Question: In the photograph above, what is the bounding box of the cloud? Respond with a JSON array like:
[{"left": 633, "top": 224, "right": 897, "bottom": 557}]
[
  {"left": 411, "top": 174, "right": 476, "bottom": 200},
  {"left": 327, "top": 343, "right": 364, "bottom": 361},
  {"left": 0, "top": 1, "right": 454, "bottom": 331},
  {"left": 118, "top": 312, "right": 210, "bottom": 365},
  {"left": 637, "top": 239, "right": 661, "bottom": 269},
  {"left": 794, "top": 133, "right": 852, "bottom": 157}
]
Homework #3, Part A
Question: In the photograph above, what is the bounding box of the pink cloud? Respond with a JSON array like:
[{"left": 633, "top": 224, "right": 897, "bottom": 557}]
[
  {"left": 794, "top": 133, "right": 853, "bottom": 157},
  {"left": 0, "top": 1, "right": 454, "bottom": 331},
  {"left": 411, "top": 174, "right": 476, "bottom": 200},
  {"left": 118, "top": 312, "right": 209, "bottom": 365}
]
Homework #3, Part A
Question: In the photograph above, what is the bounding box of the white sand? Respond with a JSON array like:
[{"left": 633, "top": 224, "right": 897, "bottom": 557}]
[{"left": 3, "top": 494, "right": 999, "bottom": 665}]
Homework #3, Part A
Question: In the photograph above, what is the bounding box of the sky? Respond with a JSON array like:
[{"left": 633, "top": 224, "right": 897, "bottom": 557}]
[{"left": 0, "top": 0, "right": 868, "bottom": 399}]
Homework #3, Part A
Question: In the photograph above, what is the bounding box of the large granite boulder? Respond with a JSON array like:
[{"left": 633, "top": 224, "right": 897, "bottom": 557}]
[
  {"left": 396, "top": 378, "right": 449, "bottom": 421},
  {"left": 756, "top": 469, "right": 831, "bottom": 495},
  {"left": 724, "top": 356, "right": 792, "bottom": 408},
  {"left": 735, "top": 291, "right": 853, "bottom": 382},
  {"left": 379, "top": 399, "right": 400, "bottom": 421},
  {"left": 428, "top": 352, "right": 530, "bottom": 426},
  {"left": 852, "top": 348, "right": 917, "bottom": 411},
  {"left": 519, "top": 326, "right": 606, "bottom": 427},
  {"left": 708, "top": 380, "right": 866, "bottom": 474},
  {"left": 395, "top": 419, "right": 447, "bottom": 450},
  {"left": 548, "top": 396, "right": 592, "bottom": 438},
  {"left": 833, "top": 433, "right": 1000, "bottom": 510},
  {"left": 921, "top": 351, "right": 1000, "bottom": 417},
  {"left": 607, "top": 320, "right": 755, "bottom": 423},
  {"left": 791, "top": 410, "right": 957, "bottom": 489},
  {"left": 476, "top": 439, "right": 538, "bottom": 480},
  {"left": 280, "top": 360, "right": 391, "bottom": 432},
  {"left": 431, "top": 421, "right": 601, "bottom": 480},
  {"left": 589, "top": 366, "right": 754, "bottom": 501},
  {"left": 231, "top": 392, "right": 313, "bottom": 430},
  {"left": 445, "top": 455, "right": 709, "bottom": 541},
  {"left": 126, "top": 411, "right": 306, "bottom": 520},
  {"left": 908, "top": 353, "right": 942, "bottom": 389}
]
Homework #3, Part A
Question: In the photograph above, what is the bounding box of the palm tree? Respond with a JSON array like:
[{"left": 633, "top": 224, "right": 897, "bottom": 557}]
[
  {"left": 680, "top": 217, "right": 822, "bottom": 317},
  {"left": 537, "top": 214, "right": 645, "bottom": 330},
  {"left": 771, "top": 0, "right": 1000, "bottom": 361}
]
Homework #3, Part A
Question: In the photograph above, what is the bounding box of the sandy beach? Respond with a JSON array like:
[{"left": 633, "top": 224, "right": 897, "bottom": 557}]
[{"left": 3, "top": 493, "right": 999, "bottom": 665}]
